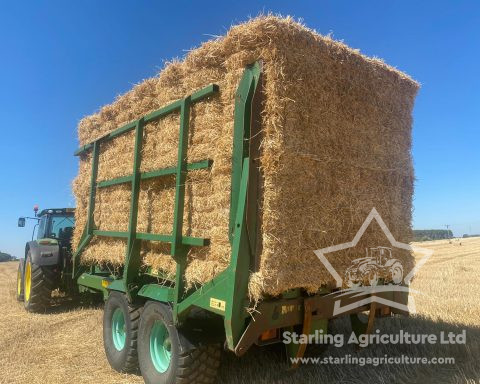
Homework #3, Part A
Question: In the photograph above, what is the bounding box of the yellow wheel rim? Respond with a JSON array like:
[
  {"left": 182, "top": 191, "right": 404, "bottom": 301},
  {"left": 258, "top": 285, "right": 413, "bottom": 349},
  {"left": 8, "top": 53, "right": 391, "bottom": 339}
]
[
  {"left": 25, "top": 262, "right": 31, "bottom": 302},
  {"left": 17, "top": 268, "right": 22, "bottom": 296}
]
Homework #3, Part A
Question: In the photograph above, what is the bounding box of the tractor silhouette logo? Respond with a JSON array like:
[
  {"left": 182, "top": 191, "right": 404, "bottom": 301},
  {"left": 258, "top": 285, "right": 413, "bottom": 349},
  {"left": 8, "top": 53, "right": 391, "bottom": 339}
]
[
  {"left": 314, "top": 208, "right": 434, "bottom": 316},
  {"left": 345, "top": 246, "right": 403, "bottom": 288}
]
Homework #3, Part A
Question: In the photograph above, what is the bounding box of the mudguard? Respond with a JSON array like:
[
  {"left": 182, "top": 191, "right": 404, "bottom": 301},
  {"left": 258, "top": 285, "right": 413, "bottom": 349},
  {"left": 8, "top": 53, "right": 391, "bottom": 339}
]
[{"left": 26, "top": 240, "right": 61, "bottom": 267}]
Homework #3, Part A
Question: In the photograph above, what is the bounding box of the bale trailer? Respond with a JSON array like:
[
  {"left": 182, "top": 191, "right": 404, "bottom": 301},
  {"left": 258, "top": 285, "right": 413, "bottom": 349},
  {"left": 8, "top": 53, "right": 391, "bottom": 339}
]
[{"left": 17, "top": 62, "right": 408, "bottom": 384}]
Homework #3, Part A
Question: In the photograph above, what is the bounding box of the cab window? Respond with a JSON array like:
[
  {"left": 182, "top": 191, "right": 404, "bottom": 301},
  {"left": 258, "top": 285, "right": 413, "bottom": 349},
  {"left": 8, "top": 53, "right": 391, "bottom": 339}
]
[
  {"left": 37, "top": 217, "right": 47, "bottom": 239},
  {"left": 49, "top": 215, "right": 75, "bottom": 240}
]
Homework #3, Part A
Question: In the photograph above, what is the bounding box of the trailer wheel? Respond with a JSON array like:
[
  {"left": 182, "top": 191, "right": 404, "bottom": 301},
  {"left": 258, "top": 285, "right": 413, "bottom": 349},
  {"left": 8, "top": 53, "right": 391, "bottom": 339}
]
[
  {"left": 103, "top": 291, "right": 142, "bottom": 373},
  {"left": 23, "top": 252, "right": 54, "bottom": 312},
  {"left": 138, "top": 301, "right": 221, "bottom": 384},
  {"left": 16, "top": 261, "right": 24, "bottom": 301}
]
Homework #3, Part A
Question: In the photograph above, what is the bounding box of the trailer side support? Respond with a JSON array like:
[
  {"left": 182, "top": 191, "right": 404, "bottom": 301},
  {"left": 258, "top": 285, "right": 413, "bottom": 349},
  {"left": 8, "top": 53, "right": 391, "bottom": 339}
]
[
  {"left": 73, "top": 62, "right": 263, "bottom": 351},
  {"left": 175, "top": 62, "right": 262, "bottom": 349}
]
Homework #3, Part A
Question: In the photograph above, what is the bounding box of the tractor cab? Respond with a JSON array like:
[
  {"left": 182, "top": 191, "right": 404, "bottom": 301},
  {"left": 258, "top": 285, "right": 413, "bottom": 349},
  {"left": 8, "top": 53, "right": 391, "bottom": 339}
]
[
  {"left": 368, "top": 246, "right": 392, "bottom": 266},
  {"left": 36, "top": 208, "right": 75, "bottom": 246},
  {"left": 19, "top": 207, "right": 75, "bottom": 247}
]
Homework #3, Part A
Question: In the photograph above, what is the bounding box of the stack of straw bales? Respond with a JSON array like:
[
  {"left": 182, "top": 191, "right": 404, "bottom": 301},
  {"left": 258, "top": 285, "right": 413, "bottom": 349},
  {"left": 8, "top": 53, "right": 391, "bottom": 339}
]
[{"left": 73, "top": 16, "right": 418, "bottom": 300}]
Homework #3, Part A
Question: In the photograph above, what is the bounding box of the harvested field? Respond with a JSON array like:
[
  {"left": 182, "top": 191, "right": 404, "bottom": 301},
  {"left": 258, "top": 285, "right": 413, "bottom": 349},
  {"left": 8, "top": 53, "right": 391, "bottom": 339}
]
[
  {"left": 73, "top": 15, "right": 418, "bottom": 300},
  {"left": 1, "top": 237, "right": 479, "bottom": 383}
]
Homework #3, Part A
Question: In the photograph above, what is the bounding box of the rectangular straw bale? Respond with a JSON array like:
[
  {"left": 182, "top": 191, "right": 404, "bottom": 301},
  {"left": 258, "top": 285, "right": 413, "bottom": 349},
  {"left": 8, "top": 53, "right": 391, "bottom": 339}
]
[{"left": 72, "top": 16, "right": 419, "bottom": 300}]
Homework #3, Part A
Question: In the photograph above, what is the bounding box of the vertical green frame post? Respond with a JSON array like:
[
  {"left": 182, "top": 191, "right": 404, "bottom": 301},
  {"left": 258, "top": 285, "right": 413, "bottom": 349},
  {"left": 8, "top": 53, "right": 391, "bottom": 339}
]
[
  {"left": 229, "top": 61, "right": 262, "bottom": 244},
  {"left": 224, "top": 158, "right": 252, "bottom": 348},
  {"left": 123, "top": 119, "right": 145, "bottom": 296},
  {"left": 172, "top": 97, "right": 191, "bottom": 317},
  {"left": 87, "top": 141, "right": 100, "bottom": 235},
  {"left": 224, "top": 62, "right": 262, "bottom": 348}
]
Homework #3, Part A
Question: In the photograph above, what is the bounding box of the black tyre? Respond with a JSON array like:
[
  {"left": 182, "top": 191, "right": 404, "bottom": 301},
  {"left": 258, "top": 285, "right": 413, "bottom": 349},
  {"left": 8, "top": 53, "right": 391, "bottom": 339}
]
[
  {"left": 103, "top": 291, "right": 142, "bottom": 373},
  {"left": 16, "top": 261, "right": 24, "bottom": 301},
  {"left": 138, "top": 301, "right": 221, "bottom": 384},
  {"left": 23, "top": 252, "right": 55, "bottom": 312}
]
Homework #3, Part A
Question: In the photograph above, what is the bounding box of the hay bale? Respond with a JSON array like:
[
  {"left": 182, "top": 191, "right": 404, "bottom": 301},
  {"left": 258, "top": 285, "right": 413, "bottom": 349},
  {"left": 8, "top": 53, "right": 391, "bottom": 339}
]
[{"left": 73, "top": 16, "right": 418, "bottom": 300}]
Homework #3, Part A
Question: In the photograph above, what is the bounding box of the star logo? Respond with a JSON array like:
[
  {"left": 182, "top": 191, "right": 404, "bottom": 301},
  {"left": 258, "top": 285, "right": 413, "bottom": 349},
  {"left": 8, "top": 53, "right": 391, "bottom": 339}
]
[{"left": 313, "top": 208, "right": 433, "bottom": 316}]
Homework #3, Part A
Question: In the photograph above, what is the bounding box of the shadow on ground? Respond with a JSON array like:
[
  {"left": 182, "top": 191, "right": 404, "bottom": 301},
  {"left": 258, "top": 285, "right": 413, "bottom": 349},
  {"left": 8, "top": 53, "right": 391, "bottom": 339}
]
[
  {"left": 22, "top": 290, "right": 480, "bottom": 384},
  {"left": 217, "top": 315, "right": 480, "bottom": 384},
  {"left": 44, "top": 292, "right": 104, "bottom": 314}
]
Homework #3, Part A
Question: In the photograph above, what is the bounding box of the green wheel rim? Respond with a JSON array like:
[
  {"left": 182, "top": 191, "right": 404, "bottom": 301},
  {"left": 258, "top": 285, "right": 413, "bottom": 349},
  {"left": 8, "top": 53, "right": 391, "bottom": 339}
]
[
  {"left": 150, "top": 320, "right": 171, "bottom": 373},
  {"left": 112, "top": 308, "right": 126, "bottom": 351}
]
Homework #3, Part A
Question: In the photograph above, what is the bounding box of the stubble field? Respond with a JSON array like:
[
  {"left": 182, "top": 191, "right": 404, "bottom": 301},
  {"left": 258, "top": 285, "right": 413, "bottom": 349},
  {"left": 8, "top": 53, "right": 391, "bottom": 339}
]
[{"left": 0, "top": 237, "right": 479, "bottom": 383}]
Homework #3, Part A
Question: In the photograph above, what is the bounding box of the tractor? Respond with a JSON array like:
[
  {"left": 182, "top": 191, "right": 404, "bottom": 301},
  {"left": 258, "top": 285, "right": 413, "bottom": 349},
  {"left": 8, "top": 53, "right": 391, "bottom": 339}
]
[
  {"left": 16, "top": 206, "right": 76, "bottom": 311},
  {"left": 345, "top": 246, "right": 404, "bottom": 288}
]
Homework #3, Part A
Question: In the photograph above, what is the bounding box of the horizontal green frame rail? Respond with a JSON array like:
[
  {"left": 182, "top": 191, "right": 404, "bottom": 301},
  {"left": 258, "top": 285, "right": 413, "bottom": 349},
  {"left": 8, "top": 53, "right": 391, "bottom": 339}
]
[
  {"left": 74, "top": 84, "right": 219, "bottom": 156},
  {"left": 96, "top": 159, "right": 213, "bottom": 189},
  {"left": 77, "top": 273, "right": 110, "bottom": 297},
  {"left": 138, "top": 284, "right": 175, "bottom": 302},
  {"left": 97, "top": 175, "right": 132, "bottom": 189},
  {"left": 92, "top": 230, "right": 209, "bottom": 246}
]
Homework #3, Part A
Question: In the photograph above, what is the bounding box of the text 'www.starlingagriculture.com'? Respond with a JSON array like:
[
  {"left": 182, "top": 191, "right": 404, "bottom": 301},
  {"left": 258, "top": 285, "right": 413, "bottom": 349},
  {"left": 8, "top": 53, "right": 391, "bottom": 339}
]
[{"left": 290, "top": 355, "right": 456, "bottom": 366}]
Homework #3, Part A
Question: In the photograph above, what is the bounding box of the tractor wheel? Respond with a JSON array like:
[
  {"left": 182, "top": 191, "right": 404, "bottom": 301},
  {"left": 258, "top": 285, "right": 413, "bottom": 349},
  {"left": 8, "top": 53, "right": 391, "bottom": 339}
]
[
  {"left": 390, "top": 262, "right": 404, "bottom": 285},
  {"left": 366, "top": 268, "right": 378, "bottom": 287},
  {"left": 23, "top": 252, "right": 55, "bottom": 312},
  {"left": 138, "top": 301, "right": 221, "bottom": 384},
  {"left": 16, "top": 261, "right": 24, "bottom": 301},
  {"left": 103, "top": 291, "right": 142, "bottom": 373}
]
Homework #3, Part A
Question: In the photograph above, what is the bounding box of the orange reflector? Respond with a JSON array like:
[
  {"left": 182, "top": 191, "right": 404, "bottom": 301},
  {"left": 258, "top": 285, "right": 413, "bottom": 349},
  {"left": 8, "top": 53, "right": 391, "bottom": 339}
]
[
  {"left": 260, "top": 328, "right": 277, "bottom": 341},
  {"left": 101, "top": 280, "right": 110, "bottom": 288}
]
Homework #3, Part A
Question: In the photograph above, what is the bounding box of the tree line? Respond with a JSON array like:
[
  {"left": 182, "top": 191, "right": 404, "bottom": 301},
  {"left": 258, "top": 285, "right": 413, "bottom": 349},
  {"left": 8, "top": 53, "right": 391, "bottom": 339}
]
[
  {"left": 0, "top": 252, "right": 15, "bottom": 262},
  {"left": 413, "top": 229, "right": 453, "bottom": 242}
]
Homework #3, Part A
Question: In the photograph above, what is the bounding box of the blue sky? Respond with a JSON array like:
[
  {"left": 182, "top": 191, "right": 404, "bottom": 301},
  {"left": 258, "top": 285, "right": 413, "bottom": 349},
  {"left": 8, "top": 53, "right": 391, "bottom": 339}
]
[{"left": 1, "top": 1, "right": 479, "bottom": 257}]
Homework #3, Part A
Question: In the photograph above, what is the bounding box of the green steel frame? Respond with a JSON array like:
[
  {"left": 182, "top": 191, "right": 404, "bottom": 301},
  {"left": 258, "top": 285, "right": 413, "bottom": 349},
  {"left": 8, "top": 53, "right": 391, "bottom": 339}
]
[{"left": 73, "top": 62, "right": 263, "bottom": 351}]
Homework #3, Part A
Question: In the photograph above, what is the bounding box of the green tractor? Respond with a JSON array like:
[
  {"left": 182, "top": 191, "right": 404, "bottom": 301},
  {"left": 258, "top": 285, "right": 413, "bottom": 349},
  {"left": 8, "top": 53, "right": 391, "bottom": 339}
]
[{"left": 17, "top": 206, "right": 76, "bottom": 312}]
